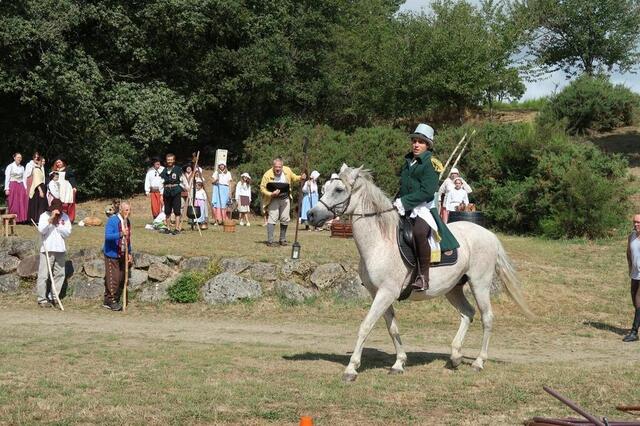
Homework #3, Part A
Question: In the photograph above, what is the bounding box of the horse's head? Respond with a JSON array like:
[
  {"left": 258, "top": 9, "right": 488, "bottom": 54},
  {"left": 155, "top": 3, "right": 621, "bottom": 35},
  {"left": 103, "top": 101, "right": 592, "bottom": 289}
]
[{"left": 307, "top": 164, "right": 363, "bottom": 227}]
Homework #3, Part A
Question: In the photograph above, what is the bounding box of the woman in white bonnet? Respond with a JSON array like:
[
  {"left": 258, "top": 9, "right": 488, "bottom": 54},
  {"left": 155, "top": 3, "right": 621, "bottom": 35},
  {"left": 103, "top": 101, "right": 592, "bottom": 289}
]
[
  {"left": 438, "top": 167, "right": 472, "bottom": 223},
  {"left": 235, "top": 172, "right": 253, "bottom": 226},
  {"left": 301, "top": 170, "right": 320, "bottom": 230}
]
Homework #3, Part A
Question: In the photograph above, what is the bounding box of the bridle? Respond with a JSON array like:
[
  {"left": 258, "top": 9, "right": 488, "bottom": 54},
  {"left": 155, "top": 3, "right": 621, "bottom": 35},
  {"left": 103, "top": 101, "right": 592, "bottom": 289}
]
[{"left": 318, "top": 175, "right": 395, "bottom": 220}]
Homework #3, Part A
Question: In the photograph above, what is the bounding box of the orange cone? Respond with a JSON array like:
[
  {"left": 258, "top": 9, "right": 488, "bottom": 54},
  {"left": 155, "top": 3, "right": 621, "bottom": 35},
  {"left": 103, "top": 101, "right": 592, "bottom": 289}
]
[{"left": 299, "top": 416, "right": 313, "bottom": 426}]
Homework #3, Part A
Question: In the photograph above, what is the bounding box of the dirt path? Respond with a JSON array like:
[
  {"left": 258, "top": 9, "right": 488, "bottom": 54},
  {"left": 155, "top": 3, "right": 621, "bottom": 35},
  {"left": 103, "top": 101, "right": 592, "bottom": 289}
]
[{"left": 2, "top": 305, "right": 636, "bottom": 368}]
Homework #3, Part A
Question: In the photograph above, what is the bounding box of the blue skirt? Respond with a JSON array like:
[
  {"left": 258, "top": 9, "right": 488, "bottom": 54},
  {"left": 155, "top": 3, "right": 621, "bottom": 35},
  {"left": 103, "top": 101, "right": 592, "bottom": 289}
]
[
  {"left": 212, "top": 184, "right": 230, "bottom": 208},
  {"left": 301, "top": 192, "right": 318, "bottom": 221}
]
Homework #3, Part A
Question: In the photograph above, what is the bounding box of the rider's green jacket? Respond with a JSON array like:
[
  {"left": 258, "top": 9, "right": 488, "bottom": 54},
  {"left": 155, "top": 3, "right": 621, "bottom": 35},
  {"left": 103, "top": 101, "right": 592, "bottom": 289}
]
[{"left": 398, "top": 150, "right": 459, "bottom": 252}]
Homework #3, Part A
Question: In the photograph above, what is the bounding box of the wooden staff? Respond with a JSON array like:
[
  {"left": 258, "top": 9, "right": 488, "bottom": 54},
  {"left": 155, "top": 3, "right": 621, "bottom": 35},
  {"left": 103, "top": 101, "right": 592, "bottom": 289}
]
[
  {"left": 186, "top": 151, "right": 202, "bottom": 237},
  {"left": 123, "top": 231, "right": 129, "bottom": 312},
  {"left": 30, "top": 219, "right": 64, "bottom": 311},
  {"left": 439, "top": 132, "right": 467, "bottom": 180}
]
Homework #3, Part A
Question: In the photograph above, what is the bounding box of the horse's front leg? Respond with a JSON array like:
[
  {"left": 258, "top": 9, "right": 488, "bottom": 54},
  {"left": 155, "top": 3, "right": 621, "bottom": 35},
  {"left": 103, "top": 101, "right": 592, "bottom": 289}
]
[
  {"left": 383, "top": 306, "right": 407, "bottom": 374},
  {"left": 344, "top": 289, "right": 396, "bottom": 382}
]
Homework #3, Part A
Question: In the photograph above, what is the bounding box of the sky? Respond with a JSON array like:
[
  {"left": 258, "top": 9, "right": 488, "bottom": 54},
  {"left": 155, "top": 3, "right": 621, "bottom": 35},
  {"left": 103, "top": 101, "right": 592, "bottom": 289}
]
[{"left": 399, "top": 0, "right": 640, "bottom": 100}]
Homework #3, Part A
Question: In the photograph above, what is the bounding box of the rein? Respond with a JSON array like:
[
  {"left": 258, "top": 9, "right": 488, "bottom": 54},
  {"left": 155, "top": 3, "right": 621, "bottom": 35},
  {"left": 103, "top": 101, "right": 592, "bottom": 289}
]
[{"left": 319, "top": 175, "right": 396, "bottom": 220}]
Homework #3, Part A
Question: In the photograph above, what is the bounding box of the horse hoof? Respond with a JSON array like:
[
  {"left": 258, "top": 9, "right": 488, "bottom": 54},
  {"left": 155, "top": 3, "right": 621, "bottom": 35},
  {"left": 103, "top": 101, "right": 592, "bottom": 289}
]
[
  {"left": 445, "top": 359, "right": 461, "bottom": 370},
  {"left": 472, "top": 364, "right": 483, "bottom": 372},
  {"left": 343, "top": 373, "right": 358, "bottom": 382},
  {"left": 388, "top": 368, "right": 404, "bottom": 375}
]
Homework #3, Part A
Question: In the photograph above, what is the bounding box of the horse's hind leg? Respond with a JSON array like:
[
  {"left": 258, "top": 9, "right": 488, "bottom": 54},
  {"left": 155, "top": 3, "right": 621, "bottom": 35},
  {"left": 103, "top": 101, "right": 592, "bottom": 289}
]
[
  {"left": 468, "top": 278, "right": 494, "bottom": 372},
  {"left": 445, "top": 285, "right": 475, "bottom": 369},
  {"left": 343, "top": 289, "right": 396, "bottom": 382}
]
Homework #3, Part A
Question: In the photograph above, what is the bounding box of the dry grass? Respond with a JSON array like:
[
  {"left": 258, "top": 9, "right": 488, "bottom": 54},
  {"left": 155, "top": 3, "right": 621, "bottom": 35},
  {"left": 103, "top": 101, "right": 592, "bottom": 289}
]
[{"left": 2, "top": 202, "right": 640, "bottom": 424}]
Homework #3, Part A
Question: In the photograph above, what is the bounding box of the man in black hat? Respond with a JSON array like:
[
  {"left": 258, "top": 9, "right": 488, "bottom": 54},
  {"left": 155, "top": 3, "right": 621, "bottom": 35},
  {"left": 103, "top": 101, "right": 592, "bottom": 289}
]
[{"left": 159, "top": 153, "right": 183, "bottom": 234}]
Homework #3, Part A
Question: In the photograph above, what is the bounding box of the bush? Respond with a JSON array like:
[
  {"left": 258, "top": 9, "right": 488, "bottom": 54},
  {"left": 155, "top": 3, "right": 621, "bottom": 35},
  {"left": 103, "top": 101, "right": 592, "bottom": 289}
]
[
  {"left": 538, "top": 75, "right": 640, "bottom": 134},
  {"left": 167, "top": 272, "right": 205, "bottom": 303}
]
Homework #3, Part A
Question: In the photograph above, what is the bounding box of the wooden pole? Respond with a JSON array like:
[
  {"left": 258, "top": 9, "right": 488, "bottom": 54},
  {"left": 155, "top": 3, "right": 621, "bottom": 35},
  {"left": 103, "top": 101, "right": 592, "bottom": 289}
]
[
  {"left": 293, "top": 137, "right": 309, "bottom": 247},
  {"left": 123, "top": 232, "right": 128, "bottom": 312},
  {"left": 31, "top": 219, "right": 64, "bottom": 311},
  {"left": 439, "top": 132, "right": 467, "bottom": 180},
  {"left": 447, "top": 129, "right": 476, "bottom": 179},
  {"left": 187, "top": 151, "right": 202, "bottom": 237}
]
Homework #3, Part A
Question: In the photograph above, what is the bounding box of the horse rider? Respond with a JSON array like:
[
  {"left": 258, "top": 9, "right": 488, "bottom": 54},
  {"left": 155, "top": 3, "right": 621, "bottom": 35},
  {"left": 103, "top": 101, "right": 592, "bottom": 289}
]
[{"left": 393, "top": 123, "right": 459, "bottom": 291}]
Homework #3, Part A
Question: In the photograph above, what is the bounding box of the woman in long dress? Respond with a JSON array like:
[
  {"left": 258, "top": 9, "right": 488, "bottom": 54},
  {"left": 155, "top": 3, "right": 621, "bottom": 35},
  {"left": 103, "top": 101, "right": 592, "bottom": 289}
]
[
  {"left": 4, "top": 153, "right": 28, "bottom": 223},
  {"left": 211, "top": 162, "right": 232, "bottom": 225},
  {"left": 27, "top": 156, "right": 48, "bottom": 223},
  {"left": 194, "top": 179, "right": 209, "bottom": 229},
  {"left": 301, "top": 170, "right": 320, "bottom": 230}
]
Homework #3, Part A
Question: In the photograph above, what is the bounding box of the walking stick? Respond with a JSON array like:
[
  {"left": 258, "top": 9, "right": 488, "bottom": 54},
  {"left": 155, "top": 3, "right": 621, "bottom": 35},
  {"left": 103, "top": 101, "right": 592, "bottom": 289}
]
[
  {"left": 30, "top": 219, "right": 64, "bottom": 311},
  {"left": 292, "top": 137, "right": 309, "bottom": 259},
  {"left": 123, "top": 232, "right": 129, "bottom": 312}
]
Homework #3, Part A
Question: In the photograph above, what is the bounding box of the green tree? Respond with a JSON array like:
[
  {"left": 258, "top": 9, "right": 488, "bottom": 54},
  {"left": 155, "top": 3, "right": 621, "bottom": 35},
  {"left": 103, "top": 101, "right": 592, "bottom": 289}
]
[{"left": 513, "top": 0, "right": 640, "bottom": 75}]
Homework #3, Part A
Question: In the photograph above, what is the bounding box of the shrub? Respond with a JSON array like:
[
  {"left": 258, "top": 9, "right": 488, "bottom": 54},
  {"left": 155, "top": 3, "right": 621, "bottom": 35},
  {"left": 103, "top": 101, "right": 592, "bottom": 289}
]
[
  {"left": 167, "top": 272, "right": 205, "bottom": 303},
  {"left": 538, "top": 75, "right": 640, "bottom": 134}
]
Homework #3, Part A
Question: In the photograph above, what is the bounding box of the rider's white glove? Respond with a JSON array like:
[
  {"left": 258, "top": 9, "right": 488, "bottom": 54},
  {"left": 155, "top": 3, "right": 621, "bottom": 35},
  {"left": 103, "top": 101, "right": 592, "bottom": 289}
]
[{"left": 393, "top": 198, "right": 405, "bottom": 216}]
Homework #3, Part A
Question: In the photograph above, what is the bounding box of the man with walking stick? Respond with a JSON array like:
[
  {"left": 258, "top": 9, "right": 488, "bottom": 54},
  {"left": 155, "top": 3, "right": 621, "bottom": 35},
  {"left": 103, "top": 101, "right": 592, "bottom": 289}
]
[
  {"left": 102, "top": 201, "right": 132, "bottom": 311},
  {"left": 36, "top": 198, "right": 71, "bottom": 308}
]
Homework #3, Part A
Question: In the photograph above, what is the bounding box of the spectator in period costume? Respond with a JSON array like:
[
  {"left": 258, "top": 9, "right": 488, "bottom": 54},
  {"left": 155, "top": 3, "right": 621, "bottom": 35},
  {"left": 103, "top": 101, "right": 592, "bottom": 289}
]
[
  {"left": 235, "top": 172, "right": 252, "bottom": 226},
  {"left": 36, "top": 199, "right": 71, "bottom": 308},
  {"left": 181, "top": 163, "right": 195, "bottom": 214},
  {"left": 27, "top": 155, "right": 48, "bottom": 224},
  {"left": 102, "top": 201, "right": 132, "bottom": 311},
  {"left": 301, "top": 170, "right": 320, "bottom": 231},
  {"left": 259, "top": 157, "right": 306, "bottom": 247},
  {"left": 144, "top": 158, "right": 164, "bottom": 219},
  {"left": 159, "top": 153, "right": 183, "bottom": 234},
  {"left": 624, "top": 214, "right": 640, "bottom": 342},
  {"left": 51, "top": 157, "right": 77, "bottom": 223},
  {"left": 4, "top": 152, "right": 28, "bottom": 223},
  {"left": 47, "top": 171, "right": 60, "bottom": 203},
  {"left": 24, "top": 151, "right": 41, "bottom": 191},
  {"left": 439, "top": 167, "right": 472, "bottom": 223},
  {"left": 444, "top": 178, "right": 469, "bottom": 214},
  {"left": 194, "top": 178, "right": 209, "bottom": 229},
  {"left": 211, "top": 162, "right": 232, "bottom": 225}
]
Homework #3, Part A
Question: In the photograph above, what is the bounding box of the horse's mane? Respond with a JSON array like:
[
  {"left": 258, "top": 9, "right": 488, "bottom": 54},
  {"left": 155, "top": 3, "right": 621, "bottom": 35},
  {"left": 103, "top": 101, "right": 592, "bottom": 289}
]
[{"left": 342, "top": 168, "right": 398, "bottom": 238}]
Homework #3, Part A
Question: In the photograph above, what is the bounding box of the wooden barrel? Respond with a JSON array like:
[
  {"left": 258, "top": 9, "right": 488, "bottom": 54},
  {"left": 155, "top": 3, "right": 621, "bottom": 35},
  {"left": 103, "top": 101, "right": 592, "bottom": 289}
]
[
  {"left": 448, "top": 211, "right": 486, "bottom": 227},
  {"left": 330, "top": 221, "right": 353, "bottom": 238}
]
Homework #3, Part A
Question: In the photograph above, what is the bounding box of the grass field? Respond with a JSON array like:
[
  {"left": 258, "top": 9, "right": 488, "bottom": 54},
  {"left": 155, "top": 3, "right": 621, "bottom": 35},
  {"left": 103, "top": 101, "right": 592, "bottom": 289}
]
[{"left": 2, "top": 198, "right": 640, "bottom": 425}]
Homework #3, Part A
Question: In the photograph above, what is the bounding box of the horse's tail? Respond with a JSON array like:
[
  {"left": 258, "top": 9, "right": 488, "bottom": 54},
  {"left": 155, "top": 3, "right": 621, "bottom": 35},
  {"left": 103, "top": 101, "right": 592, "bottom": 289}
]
[{"left": 495, "top": 240, "right": 535, "bottom": 319}]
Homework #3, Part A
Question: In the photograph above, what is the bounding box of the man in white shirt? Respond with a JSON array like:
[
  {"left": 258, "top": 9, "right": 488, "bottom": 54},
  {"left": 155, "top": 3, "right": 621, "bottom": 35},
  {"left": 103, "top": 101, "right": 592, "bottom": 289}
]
[
  {"left": 144, "top": 158, "right": 164, "bottom": 220},
  {"left": 36, "top": 199, "right": 72, "bottom": 308}
]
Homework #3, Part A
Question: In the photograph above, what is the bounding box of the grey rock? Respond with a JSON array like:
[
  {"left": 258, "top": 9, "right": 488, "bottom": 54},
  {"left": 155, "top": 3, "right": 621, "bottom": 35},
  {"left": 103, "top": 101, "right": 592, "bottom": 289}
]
[
  {"left": 67, "top": 248, "right": 103, "bottom": 274},
  {"left": 220, "top": 257, "right": 251, "bottom": 274},
  {"left": 69, "top": 275, "right": 104, "bottom": 299},
  {"left": 83, "top": 259, "right": 105, "bottom": 278},
  {"left": 132, "top": 252, "right": 166, "bottom": 269},
  {"left": 166, "top": 255, "right": 183, "bottom": 265},
  {"left": 8, "top": 237, "right": 35, "bottom": 259},
  {"left": 128, "top": 269, "right": 148, "bottom": 291},
  {"left": 0, "top": 255, "right": 20, "bottom": 274},
  {"left": 250, "top": 262, "right": 277, "bottom": 282},
  {"left": 138, "top": 278, "right": 174, "bottom": 302},
  {"left": 310, "top": 263, "right": 346, "bottom": 290},
  {"left": 280, "top": 258, "right": 317, "bottom": 279},
  {"left": 147, "top": 262, "right": 175, "bottom": 282},
  {"left": 334, "top": 273, "right": 370, "bottom": 301},
  {"left": 180, "top": 256, "right": 211, "bottom": 272},
  {"left": 0, "top": 274, "right": 21, "bottom": 293},
  {"left": 17, "top": 255, "right": 39, "bottom": 279},
  {"left": 274, "top": 280, "right": 316, "bottom": 303},
  {"left": 201, "top": 272, "right": 262, "bottom": 304}
]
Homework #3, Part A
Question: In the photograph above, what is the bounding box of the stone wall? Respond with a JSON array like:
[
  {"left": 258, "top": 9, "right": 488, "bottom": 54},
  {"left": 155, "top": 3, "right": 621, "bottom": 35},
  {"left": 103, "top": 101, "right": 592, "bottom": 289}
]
[{"left": 0, "top": 237, "right": 369, "bottom": 305}]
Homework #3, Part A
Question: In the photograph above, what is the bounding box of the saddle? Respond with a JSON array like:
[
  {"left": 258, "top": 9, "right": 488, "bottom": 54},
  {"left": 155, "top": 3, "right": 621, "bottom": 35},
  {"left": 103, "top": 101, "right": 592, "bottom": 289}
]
[{"left": 396, "top": 216, "right": 466, "bottom": 301}]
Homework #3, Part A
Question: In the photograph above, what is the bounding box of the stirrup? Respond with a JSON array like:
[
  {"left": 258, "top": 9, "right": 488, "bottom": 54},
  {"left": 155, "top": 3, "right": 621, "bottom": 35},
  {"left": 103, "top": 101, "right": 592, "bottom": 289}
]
[{"left": 412, "top": 274, "right": 428, "bottom": 291}]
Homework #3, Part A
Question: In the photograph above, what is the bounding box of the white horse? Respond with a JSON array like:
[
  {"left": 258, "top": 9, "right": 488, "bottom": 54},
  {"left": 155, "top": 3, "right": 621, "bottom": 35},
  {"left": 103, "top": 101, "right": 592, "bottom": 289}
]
[{"left": 306, "top": 164, "right": 534, "bottom": 382}]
